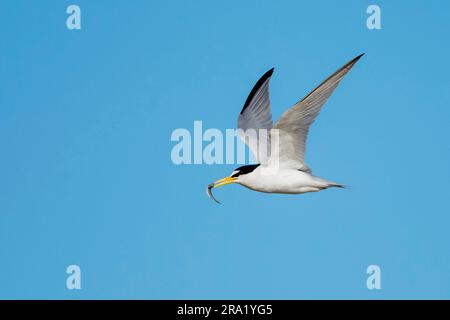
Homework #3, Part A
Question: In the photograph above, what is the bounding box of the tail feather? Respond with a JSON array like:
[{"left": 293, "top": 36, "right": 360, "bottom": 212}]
[{"left": 332, "top": 183, "right": 350, "bottom": 189}]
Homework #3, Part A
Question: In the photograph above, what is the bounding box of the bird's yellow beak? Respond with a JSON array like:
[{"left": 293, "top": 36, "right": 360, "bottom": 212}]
[{"left": 211, "top": 176, "right": 237, "bottom": 188}]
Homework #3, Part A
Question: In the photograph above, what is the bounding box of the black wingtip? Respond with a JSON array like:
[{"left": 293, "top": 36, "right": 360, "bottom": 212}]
[
  {"left": 259, "top": 67, "right": 275, "bottom": 82},
  {"left": 353, "top": 53, "right": 365, "bottom": 62},
  {"left": 342, "top": 53, "right": 365, "bottom": 70},
  {"left": 240, "top": 67, "right": 275, "bottom": 115}
]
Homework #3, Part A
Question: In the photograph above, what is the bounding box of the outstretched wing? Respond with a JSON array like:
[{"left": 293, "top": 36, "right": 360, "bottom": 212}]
[
  {"left": 237, "top": 68, "right": 274, "bottom": 164},
  {"left": 270, "top": 54, "right": 364, "bottom": 171}
]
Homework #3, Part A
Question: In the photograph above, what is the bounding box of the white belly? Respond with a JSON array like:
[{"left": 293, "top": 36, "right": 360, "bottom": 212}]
[{"left": 237, "top": 167, "right": 332, "bottom": 194}]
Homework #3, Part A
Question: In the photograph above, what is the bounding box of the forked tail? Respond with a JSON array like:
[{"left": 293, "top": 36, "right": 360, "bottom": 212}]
[{"left": 331, "top": 183, "right": 350, "bottom": 189}]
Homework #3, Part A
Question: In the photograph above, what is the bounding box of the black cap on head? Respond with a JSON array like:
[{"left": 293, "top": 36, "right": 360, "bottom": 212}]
[{"left": 231, "top": 164, "right": 260, "bottom": 177}]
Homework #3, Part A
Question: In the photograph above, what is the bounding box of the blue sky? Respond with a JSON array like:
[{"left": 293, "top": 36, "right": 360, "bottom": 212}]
[{"left": 0, "top": 0, "right": 449, "bottom": 299}]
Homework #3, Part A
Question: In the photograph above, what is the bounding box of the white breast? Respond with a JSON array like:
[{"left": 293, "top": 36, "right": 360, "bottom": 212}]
[{"left": 236, "top": 166, "right": 330, "bottom": 194}]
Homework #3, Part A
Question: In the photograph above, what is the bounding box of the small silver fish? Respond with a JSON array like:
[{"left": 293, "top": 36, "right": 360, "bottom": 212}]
[{"left": 206, "top": 183, "right": 221, "bottom": 204}]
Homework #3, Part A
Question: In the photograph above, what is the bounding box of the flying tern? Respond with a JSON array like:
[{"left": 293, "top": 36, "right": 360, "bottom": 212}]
[{"left": 207, "top": 54, "right": 364, "bottom": 203}]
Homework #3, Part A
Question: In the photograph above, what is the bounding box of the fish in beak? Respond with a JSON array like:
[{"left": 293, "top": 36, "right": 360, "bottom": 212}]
[{"left": 206, "top": 176, "right": 237, "bottom": 204}]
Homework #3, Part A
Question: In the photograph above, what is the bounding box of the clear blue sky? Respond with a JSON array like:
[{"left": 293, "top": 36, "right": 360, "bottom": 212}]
[{"left": 1, "top": 0, "right": 449, "bottom": 299}]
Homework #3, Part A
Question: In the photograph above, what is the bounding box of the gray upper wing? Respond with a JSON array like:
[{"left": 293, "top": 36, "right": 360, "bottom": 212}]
[
  {"left": 270, "top": 54, "right": 364, "bottom": 170},
  {"left": 237, "top": 68, "right": 274, "bottom": 163}
]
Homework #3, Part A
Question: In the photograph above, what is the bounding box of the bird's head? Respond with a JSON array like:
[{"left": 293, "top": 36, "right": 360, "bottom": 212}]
[
  {"left": 207, "top": 164, "right": 260, "bottom": 203},
  {"left": 208, "top": 164, "right": 260, "bottom": 190}
]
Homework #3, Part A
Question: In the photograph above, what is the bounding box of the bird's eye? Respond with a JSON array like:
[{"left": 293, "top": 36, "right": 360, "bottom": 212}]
[{"left": 231, "top": 171, "right": 239, "bottom": 177}]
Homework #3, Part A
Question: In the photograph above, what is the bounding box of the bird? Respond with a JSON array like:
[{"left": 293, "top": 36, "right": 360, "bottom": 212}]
[{"left": 207, "top": 54, "right": 364, "bottom": 204}]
